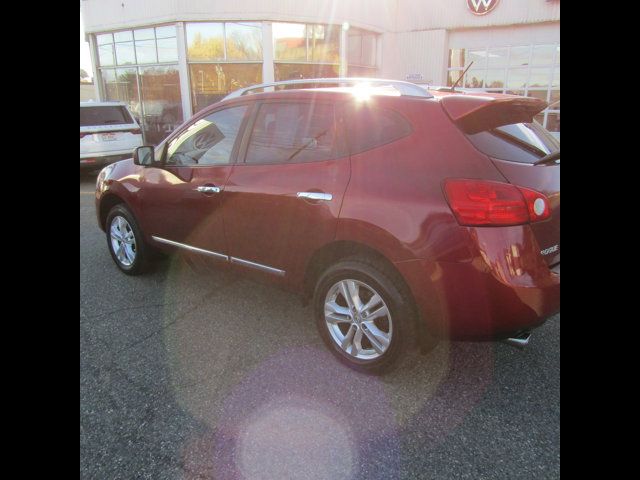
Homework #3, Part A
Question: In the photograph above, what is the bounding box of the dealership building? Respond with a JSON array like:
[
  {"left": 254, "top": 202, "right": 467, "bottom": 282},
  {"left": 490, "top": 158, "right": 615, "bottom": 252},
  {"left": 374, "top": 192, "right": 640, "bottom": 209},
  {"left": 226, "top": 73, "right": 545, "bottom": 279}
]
[{"left": 81, "top": 0, "right": 560, "bottom": 144}]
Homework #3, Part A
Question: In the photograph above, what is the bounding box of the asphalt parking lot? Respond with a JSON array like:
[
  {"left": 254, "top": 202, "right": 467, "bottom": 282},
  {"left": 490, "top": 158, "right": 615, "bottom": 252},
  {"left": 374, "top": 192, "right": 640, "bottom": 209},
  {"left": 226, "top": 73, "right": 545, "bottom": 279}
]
[{"left": 80, "top": 173, "right": 560, "bottom": 480}]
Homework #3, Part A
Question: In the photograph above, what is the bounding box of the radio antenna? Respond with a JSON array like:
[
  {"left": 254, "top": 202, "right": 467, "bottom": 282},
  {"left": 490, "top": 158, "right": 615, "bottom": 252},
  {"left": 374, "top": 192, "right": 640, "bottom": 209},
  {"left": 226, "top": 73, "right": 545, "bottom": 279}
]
[{"left": 450, "top": 61, "right": 474, "bottom": 92}]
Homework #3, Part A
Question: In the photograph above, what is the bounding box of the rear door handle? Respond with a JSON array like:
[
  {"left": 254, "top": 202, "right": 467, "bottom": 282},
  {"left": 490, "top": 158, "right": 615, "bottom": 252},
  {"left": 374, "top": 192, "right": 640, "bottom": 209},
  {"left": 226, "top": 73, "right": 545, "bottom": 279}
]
[
  {"left": 196, "top": 185, "right": 221, "bottom": 194},
  {"left": 297, "top": 192, "right": 332, "bottom": 201}
]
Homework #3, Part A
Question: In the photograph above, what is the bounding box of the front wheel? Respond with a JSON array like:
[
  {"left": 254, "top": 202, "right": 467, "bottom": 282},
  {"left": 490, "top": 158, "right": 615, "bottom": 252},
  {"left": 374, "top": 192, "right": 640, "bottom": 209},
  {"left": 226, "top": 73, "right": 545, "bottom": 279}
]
[
  {"left": 105, "top": 204, "right": 150, "bottom": 275},
  {"left": 313, "top": 257, "right": 419, "bottom": 374}
]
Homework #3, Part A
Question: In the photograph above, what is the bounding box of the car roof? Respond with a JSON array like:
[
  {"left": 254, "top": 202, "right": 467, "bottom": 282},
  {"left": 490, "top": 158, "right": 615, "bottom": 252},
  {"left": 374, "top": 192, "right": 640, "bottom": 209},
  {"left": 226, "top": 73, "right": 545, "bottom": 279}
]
[
  {"left": 216, "top": 86, "right": 434, "bottom": 109},
  {"left": 219, "top": 84, "right": 531, "bottom": 106},
  {"left": 255, "top": 88, "right": 403, "bottom": 100},
  {"left": 194, "top": 84, "right": 544, "bottom": 124}
]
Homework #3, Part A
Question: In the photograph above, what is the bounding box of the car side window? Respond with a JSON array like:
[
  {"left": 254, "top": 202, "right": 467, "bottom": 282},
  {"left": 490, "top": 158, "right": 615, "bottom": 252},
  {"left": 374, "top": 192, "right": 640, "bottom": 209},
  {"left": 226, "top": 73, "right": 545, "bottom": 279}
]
[
  {"left": 343, "top": 103, "right": 412, "bottom": 155},
  {"left": 245, "top": 102, "right": 337, "bottom": 164},
  {"left": 166, "top": 105, "right": 248, "bottom": 166}
]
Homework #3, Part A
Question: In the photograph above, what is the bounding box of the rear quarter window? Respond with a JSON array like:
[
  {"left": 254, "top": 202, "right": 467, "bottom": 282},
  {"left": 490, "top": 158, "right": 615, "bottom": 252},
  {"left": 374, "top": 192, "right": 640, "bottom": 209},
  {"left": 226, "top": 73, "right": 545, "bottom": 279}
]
[
  {"left": 466, "top": 122, "right": 559, "bottom": 164},
  {"left": 343, "top": 103, "right": 412, "bottom": 155},
  {"left": 80, "top": 106, "right": 133, "bottom": 127}
]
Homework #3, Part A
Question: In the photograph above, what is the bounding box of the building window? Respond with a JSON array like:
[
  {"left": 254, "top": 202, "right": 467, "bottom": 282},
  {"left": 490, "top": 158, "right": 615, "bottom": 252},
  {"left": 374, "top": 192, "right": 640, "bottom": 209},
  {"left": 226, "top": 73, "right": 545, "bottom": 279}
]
[
  {"left": 186, "top": 22, "right": 263, "bottom": 113},
  {"left": 273, "top": 23, "right": 306, "bottom": 62},
  {"left": 447, "top": 44, "right": 560, "bottom": 137},
  {"left": 347, "top": 27, "right": 378, "bottom": 77},
  {"left": 134, "top": 29, "right": 157, "bottom": 64},
  {"left": 274, "top": 63, "right": 339, "bottom": 81},
  {"left": 189, "top": 63, "right": 262, "bottom": 113},
  {"left": 103, "top": 68, "right": 139, "bottom": 110},
  {"left": 272, "top": 22, "right": 340, "bottom": 81},
  {"left": 226, "top": 22, "right": 263, "bottom": 61},
  {"left": 186, "top": 23, "right": 225, "bottom": 61},
  {"left": 96, "top": 25, "right": 183, "bottom": 145},
  {"left": 308, "top": 25, "right": 340, "bottom": 63},
  {"left": 97, "top": 33, "right": 115, "bottom": 67},
  {"left": 139, "top": 66, "right": 183, "bottom": 140}
]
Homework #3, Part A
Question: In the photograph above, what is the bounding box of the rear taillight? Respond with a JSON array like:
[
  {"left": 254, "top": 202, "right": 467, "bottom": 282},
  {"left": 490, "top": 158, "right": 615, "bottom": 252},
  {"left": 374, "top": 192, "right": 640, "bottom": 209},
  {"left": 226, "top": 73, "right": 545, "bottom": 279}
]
[{"left": 443, "top": 179, "right": 551, "bottom": 226}]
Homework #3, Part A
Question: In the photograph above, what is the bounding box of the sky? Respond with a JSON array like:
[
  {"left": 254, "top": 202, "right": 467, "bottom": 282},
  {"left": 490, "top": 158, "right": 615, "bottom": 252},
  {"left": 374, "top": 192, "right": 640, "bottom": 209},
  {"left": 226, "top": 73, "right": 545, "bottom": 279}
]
[{"left": 80, "top": 8, "right": 93, "bottom": 78}]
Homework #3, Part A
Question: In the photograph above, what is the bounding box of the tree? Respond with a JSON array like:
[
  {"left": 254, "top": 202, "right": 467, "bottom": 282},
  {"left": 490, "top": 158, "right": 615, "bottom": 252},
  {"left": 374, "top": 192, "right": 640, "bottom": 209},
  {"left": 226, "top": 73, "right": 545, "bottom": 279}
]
[{"left": 80, "top": 68, "right": 89, "bottom": 80}]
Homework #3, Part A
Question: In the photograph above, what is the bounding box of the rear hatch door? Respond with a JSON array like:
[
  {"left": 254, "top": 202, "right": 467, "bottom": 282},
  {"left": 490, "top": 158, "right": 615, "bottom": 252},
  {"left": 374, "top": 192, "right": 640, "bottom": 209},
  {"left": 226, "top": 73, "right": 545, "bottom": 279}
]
[
  {"left": 80, "top": 105, "right": 141, "bottom": 154},
  {"left": 442, "top": 94, "right": 560, "bottom": 266}
]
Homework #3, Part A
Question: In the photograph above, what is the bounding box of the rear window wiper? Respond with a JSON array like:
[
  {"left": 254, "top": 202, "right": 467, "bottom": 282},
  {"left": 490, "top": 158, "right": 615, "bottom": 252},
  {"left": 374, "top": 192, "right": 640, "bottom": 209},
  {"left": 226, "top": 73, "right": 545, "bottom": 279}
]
[
  {"left": 533, "top": 151, "right": 560, "bottom": 166},
  {"left": 490, "top": 128, "right": 548, "bottom": 158}
]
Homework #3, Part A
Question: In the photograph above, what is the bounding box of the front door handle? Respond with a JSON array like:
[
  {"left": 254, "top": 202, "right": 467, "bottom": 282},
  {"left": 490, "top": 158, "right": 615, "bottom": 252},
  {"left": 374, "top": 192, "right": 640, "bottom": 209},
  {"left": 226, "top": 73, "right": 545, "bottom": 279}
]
[
  {"left": 297, "top": 192, "right": 332, "bottom": 201},
  {"left": 196, "top": 185, "right": 221, "bottom": 194}
]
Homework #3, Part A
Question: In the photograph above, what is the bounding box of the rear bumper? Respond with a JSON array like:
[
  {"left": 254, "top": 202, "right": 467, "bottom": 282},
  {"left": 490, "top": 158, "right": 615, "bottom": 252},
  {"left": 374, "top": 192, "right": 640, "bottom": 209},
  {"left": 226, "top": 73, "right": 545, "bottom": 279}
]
[
  {"left": 395, "top": 226, "right": 560, "bottom": 340},
  {"left": 397, "top": 258, "right": 559, "bottom": 340}
]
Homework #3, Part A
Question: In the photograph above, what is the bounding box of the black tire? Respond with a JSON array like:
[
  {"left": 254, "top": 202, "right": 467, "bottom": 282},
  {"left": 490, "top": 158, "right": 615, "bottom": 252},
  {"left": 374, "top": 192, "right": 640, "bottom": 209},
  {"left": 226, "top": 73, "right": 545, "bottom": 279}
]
[
  {"left": 105, "top": 204, "right": 150, "bottom": 275},
  {"left": 313, "top": 256, "right": 420, "bottom": 374}
]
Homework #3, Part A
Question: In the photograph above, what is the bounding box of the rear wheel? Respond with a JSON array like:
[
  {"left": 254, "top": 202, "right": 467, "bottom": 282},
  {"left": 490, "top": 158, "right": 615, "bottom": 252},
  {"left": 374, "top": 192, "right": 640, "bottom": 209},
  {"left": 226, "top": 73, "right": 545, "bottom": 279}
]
[
  {"left": 106, "top": 204, "right": 150, "bottom": 275},
  {"left": 313, "top": 257, "right": 419, "bottom": 373}
]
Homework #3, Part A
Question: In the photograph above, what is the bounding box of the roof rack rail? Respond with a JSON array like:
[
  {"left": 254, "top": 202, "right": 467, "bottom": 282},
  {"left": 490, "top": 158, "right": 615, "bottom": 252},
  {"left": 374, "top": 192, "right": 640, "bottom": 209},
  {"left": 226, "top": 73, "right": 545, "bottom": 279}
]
[{"left": 222, "top": 77, "right": 433, "bottom": 101}]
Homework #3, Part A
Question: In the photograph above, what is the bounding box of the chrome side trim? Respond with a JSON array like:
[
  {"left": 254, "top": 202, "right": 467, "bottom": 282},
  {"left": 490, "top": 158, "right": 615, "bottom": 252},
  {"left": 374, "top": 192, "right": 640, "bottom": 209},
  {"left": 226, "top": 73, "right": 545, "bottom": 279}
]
[
  {"left": 503, "top": 331, "right": 531, "bottom": 349},
  {"left": 230, "top": 257, "right": 286, "bottom": 276},
  {"left": 151, "top": 236, "right": 228, "bottom": 261},
  {"left": 150, "top": 236, "right": 285, "bottom": 276},
  {"left": 297, "top": 192, "right": 333, "bottom": 201}
]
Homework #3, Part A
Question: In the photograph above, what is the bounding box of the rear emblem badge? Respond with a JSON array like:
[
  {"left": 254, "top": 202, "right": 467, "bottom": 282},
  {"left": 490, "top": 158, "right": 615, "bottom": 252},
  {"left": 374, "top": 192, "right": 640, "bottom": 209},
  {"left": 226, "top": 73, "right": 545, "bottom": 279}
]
[{"left": 540, "top": 245, "right": 559, "bottom": 256}]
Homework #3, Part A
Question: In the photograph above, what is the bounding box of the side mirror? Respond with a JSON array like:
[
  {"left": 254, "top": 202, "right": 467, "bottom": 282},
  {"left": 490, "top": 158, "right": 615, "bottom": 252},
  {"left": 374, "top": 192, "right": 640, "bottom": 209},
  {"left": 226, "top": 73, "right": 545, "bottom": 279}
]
[{"left": 133, "top": 146, "right": 154, "bottom": 166}]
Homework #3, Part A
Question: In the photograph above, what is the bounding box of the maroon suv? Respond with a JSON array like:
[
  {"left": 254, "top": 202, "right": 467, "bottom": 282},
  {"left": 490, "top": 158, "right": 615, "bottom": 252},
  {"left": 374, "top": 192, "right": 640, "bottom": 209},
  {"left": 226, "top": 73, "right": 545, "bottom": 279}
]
[{"left": 95, "top": 79, "right": 559, "bottom": 372}]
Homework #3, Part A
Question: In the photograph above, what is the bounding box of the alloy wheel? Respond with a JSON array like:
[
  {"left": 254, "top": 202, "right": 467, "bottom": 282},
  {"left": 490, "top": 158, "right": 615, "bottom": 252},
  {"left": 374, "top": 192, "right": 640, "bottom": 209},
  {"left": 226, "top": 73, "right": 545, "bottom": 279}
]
[
  {"left": 109, "top": 216, "right": 137, "bottom": 266},
  {"left": 324, "top": 279, "right": 393, "bottom": 360}
]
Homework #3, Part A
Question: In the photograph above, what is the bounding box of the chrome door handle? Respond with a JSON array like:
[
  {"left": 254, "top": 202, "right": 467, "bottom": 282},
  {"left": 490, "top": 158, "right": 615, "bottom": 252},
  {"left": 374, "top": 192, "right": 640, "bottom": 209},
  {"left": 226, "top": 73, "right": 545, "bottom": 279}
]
[
  {"left": 196, "top": 185, "right": 221, "bottom": 194},
  {"left": 297, "top": 192, "right": 332, "bottom": 201}
]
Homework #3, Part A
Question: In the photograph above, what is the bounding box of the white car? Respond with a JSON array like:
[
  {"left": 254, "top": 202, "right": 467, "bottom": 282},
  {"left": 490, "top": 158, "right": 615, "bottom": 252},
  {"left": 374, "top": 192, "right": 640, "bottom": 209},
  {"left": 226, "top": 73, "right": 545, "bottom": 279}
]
[{"left": 80, "top": 101, "right": 143, "bottom": 171}]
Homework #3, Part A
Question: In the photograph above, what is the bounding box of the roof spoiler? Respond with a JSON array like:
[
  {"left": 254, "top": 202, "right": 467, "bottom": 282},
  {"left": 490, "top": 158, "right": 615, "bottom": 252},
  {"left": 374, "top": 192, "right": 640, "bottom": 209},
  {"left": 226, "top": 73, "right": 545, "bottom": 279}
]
[{"left": 440, "top": 95, "right": 547, "bottom": 134}]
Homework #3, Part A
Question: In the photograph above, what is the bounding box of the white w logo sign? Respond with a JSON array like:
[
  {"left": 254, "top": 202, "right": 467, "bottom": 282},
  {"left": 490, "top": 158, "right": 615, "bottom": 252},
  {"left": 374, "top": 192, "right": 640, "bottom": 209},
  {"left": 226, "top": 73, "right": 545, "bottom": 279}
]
[{"left": 467, "top": 0, "right": 499, "bottom": 15}]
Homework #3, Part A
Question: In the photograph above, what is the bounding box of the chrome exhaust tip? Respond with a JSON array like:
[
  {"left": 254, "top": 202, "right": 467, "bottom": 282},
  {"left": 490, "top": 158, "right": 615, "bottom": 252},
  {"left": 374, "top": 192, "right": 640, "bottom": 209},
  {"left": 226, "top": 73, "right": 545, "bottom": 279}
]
[{"left": 504, "top": 331, "right": 531, "bottom": 349}]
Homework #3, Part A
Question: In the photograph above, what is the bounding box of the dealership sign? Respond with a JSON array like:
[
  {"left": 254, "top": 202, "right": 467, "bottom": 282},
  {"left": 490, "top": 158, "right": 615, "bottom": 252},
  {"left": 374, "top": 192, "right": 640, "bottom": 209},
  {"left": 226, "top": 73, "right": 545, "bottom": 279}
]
[{"left": 467, "top": 0, "right": 500, "bottom": 15}]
